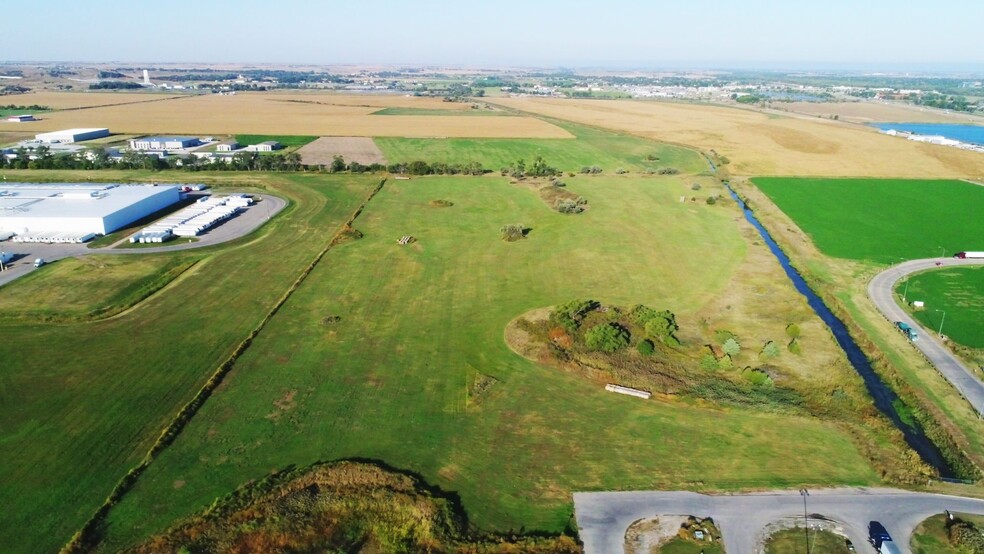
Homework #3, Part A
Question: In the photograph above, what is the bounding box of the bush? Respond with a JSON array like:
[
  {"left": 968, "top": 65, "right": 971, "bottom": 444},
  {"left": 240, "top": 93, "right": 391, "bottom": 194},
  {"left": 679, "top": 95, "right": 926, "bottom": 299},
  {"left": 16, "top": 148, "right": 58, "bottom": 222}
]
[
  {"left": 785, "top": 323, "right": 801, "bottom": 339},
  {"left": 551, "top": 299, "right": 598, "bottom": 333},
  {"left": 949, "top": 520, "right": 984, "bottom": 552},
  {"left": 760, "top": 341, "right": 781, "bottom": 359},
  {"left": 788, "top": 337, "right": 802, "bottom": 355},
  {"left": 615, "top": 167, "right": 628, "bottom": 174},
  {"left": 657, "top": 167, "right": 679, "bottom": 175},
  {"left": 556, "top": 199, "right": 585, "bottom": 214},
  {"left": 714, "top": 329, "right": 737, "bottom": 344},
  {"left": 579, "top": 165, "right": 603, "bottom": 174},
  {"left": 637, "top": 339, "right": 655, "bottom": 356},
  {"left": 500, "top": 224, "right": 527, "bottom": 242},
  {"left": 722, "top": 337, "right": 741, "bottom": 357},
  {"left": 717, "top": 354, "right": 733, "bottom": 370},
  {"left": 584, "top": 323, "right": 630, "bottom": 353},
  {"left": 691, "top": 183, "right": 702, "bottom": 191},
  {"left": 699, "top": 353, "right": 718, "bottom": 371}
]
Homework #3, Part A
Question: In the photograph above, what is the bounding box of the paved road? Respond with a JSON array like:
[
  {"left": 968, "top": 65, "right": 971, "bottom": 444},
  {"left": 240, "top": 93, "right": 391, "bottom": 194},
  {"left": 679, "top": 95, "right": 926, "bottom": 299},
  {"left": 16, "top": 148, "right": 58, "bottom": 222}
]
[
  {"left": 0, "top": 194, "right": 286, "bottom": 288},
  {"left": 575, "top": 488, "right": 984, "bottom": 554},
  {"left": 868, "top": 257, "right": 984, "bottom": 416}
]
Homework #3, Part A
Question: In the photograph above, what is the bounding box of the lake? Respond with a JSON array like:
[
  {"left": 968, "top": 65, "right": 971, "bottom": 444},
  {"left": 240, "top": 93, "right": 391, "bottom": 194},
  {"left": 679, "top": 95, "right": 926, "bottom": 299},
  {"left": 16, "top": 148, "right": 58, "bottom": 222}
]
[{"left": 874, "top": 122, "right": 984, "bottom": 146}]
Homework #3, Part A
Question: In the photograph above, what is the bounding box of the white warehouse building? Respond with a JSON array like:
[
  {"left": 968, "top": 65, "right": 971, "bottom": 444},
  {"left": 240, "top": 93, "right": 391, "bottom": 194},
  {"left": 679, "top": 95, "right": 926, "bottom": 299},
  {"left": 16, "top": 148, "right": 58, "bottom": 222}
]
[
  {"left": 129, "top": 136, "right": 200, "bottom": 151},
  {"left": 0, "top": 183, "right": 180, "bottom": 236},
  {"left": 35, "top": 128, "right": 110, "bottom": 144}
]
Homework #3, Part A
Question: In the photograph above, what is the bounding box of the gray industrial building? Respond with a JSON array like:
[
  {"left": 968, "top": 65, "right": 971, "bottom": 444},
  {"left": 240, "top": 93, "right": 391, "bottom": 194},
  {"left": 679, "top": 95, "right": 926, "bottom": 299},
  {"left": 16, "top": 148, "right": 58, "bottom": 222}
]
[{"left": 35, "top": 128, "right": 110, "bottom": 143}]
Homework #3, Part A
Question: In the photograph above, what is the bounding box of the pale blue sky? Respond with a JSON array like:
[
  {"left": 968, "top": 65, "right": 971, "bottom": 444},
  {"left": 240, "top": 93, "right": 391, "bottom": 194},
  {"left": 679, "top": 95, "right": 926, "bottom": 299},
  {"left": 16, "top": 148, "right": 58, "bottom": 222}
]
[{"left": 2, "top": 0, "right": 982, "bottom": 70}]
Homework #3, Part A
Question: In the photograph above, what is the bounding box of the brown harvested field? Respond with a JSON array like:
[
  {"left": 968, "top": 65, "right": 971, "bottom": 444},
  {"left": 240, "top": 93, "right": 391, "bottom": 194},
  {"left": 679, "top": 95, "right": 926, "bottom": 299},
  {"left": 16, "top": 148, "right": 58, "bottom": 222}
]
[
  {"left": 0, "top": 93, "right": 569, "bottom": 138},
  {"left": 297, "top": 137, "right": 387, "bottom": 165},
  {"left": 773, "top": 101, "right": 984, "bottom": 124},
  {"left": 7, "top": 91, "right": 184, "bottom": 109},
  {"left": 494, "top": 97, "right": 984, "bottom": 178}
]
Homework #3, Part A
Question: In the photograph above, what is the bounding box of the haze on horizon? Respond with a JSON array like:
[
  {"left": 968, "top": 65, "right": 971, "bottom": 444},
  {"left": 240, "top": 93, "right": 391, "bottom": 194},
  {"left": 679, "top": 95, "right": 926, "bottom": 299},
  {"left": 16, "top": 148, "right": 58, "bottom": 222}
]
[{"left": 1, "top": 0, "right": 983, "bottom": 72}]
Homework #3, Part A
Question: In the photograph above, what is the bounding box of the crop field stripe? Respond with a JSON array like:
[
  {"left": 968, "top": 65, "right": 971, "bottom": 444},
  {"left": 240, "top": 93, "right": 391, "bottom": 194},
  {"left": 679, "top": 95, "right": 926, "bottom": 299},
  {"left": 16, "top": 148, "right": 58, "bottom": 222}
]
[{"left": 63, "top": 179, "right": 387, "bottom": 553}]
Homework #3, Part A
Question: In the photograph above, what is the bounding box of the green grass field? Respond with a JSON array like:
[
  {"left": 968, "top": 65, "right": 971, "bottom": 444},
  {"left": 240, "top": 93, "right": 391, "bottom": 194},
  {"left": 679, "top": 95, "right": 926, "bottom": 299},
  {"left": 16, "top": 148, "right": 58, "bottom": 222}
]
[
  {"left": 234, "top": 134, "right": 318, "bottom": 148},
  {"left": 898, "top": 266, "right": 984, "bottom": 348},
  {"left": 0, "top": 171, "right": 376, "bottom": 553},
  {"left": 375, "top": 120, "right": 708, "bottom": 174},
  {"left": 372, "top": 107, "right": 507, "bottom": 116},
  {"left": 751, "top": 178, "right": 984, "bottom": 263},
  {"left": 97, "top": 175, "right": 878, "bottom": 550},
  {"left": 0, "top": 254, "right": 199, "bottom": 320}
]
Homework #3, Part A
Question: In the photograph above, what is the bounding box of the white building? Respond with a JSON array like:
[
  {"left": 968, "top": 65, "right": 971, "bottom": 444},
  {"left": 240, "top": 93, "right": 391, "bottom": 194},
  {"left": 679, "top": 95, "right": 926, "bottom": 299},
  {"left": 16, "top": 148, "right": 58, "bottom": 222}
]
[
  {"left": 247, "top": 140, "right": 281, "bottom": 152},
  {"left": 129, "top": 136, "right": 200, "bottom": 151},
  {"left": 0, "top": 183, "right": 180, "bottom": 236},
  {"left": 216, "top": 140, "right": 240, "bottom": 152},
  {"left": 6, "top": 114, "right": 35, "bottom": 122},
  {"left": 35, "top": 128, "right": 110, "bottom": 143}
]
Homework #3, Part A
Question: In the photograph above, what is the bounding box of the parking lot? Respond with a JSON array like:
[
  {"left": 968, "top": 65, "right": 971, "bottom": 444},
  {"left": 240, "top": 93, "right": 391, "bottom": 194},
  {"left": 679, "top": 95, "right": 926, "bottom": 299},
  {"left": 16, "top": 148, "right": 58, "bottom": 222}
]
[
  {"left": 0, "top": 193, "right": 285, "bottom": 288},
  {"left": 575, "top": 488, "right": 984, "bottom": 554}
]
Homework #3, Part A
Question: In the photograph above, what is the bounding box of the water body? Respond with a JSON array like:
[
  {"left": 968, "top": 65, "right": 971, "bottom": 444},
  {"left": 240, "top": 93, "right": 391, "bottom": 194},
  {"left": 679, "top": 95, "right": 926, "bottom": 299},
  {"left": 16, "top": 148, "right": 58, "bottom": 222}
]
[
  {"left": 726, "top": 185, "right": 954, "bottom": 477},
  {"left": 759, "top": 91, "right": 829, "bottom": 102},
  {"left": 874, "top": 123, "right": 984, "bottom": 146}
]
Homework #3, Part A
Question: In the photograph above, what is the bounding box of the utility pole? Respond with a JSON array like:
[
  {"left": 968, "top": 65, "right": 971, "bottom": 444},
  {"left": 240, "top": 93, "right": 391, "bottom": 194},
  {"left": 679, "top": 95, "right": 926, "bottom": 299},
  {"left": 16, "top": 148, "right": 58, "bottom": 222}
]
[
  {"left": 800, "top": 488, "right": 810, "bottom": 554},
  {"left": 937, "top": 309, "right": 946, "bottom": 338}
]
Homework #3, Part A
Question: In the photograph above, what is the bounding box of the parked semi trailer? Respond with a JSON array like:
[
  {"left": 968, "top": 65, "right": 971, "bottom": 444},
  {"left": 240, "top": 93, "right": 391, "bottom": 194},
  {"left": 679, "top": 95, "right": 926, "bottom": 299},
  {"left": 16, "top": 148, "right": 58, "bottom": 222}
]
[
  {"left": 868, "top": 521, "right": 902, "bottom": 554},
  {"left": 954, "top": 251, "right": 984, "bottom": 259}
]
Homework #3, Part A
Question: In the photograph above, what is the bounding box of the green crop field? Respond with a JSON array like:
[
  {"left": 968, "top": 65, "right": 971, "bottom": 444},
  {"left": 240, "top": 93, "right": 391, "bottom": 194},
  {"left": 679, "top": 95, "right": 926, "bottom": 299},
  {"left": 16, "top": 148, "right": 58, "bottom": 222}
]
[
  {"left": 0, "top": 171, "right": 376, "bottom": 553},
  {"left": 751, "top": 178, "right": 984, "bottom": 263},
  {"left": 234, "top": 134, "right": 318, "bottom": 148},
  {"left": 898, "top": 266, "right": 984, "bottom": 348},
  {"left": 375, "top": 120, "right": 707, "bottom": 174},
  {"left": 97, "top": 175, "right": 878, "bottom": 551}
]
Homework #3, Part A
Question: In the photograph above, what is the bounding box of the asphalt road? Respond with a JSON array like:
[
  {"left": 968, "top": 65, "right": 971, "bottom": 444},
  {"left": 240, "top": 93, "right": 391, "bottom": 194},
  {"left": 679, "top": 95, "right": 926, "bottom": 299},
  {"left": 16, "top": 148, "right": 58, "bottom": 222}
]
[
  {"left": 575, "top": 488, "right": 984, "bottom": 554},
  {"left": 867, "top": 257, "right": 984, "bottom": 416},
  {"left": 0, "top": 194, "right": 286, "bottom": 288}
]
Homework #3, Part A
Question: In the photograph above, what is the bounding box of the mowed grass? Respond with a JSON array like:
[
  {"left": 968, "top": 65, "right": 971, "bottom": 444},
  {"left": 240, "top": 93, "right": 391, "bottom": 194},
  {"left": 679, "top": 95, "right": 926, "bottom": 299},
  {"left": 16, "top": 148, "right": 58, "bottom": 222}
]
[
  {"left": 911, "top": 513, "right": 984, "bottom": 554},
  {"left": 375, "top": 120, "right": 707, "bottom": 173},
  {"left": 235, "top": 134, "right": 318, "bottom": 148},
  {"left": 765, "top": 528, "right": 852, "bottom": 554},
  {"left": 752, "top": 178, "right": 984, "bottom": 263},
  {"left": 0, "top": 254, "right": 198, "bottom": 320},
  {"left": 0, "top": 171, "right": 376, "bottom": 554},
  {"left": 899, "top": 266, "right": 984, "bottom": 348},
  {"left": 100, "top": 175, "right": 878, "bottom": 550}
]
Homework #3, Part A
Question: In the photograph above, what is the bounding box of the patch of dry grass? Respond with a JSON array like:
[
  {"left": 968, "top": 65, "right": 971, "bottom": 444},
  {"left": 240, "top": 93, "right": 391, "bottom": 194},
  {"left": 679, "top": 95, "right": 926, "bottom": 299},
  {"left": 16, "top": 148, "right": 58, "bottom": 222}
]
[
  {"left": 494, "top": 97, "right": 984, "bottom": 178},
  {"left": 774, "top": 101, "right": 984, "bottom": 124},
  {"left": 2, "top": 92, "right": 571, "bottom": 138}
]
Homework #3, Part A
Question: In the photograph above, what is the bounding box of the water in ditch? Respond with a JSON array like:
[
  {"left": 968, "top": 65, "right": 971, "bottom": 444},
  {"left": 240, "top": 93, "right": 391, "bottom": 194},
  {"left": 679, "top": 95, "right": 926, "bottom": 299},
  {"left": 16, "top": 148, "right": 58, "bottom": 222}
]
[{"left": 725, "top": 185, "right": 954, "bottom": 477}]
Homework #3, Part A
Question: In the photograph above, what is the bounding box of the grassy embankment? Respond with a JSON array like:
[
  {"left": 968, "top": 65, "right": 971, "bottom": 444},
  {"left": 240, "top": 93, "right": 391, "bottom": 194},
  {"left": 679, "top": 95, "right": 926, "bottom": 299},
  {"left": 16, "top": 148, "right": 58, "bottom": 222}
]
[
  {"left": 764, "top": 528, "right": 852, "bottom": 554},
  {"left": 896, "top": 266, "right": 984, "bottom": 349},
  {"left": 98, "top": 174, "right": 881, "bottom": 551},
  {"left": 745, "top": 177, "right": 984, "bottom": 474},
  {"left": 0, "top": 170, "right": 376, "bottom": 554},
  {"left": 911, "top": 512, "right": 984, "bottom": 554},
  {"left": 375, "top": 120, "right": 708, "bottom": 174}
]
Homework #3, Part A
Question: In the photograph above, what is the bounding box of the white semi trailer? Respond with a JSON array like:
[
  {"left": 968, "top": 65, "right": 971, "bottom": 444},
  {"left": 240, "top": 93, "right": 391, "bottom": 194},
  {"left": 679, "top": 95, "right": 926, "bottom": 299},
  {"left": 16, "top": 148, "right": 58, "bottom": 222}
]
[{"left": 954, "top": 251, "right": 984, "bottom": 259}]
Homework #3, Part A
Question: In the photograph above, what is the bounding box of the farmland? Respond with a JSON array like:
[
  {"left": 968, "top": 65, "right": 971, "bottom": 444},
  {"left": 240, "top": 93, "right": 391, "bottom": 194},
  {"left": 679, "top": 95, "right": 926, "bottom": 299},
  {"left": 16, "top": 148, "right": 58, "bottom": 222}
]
[
  {"left": 234, "top": 134, "right": 318, "bottom": 148},
  {"left": 52, "top": 172, "right": 888, "bottom": 551},
  {"left": 0, "top": 92, "right": 572, "bottom": 138},
  {"left": 750, "top": 178, "right": 984, "bottom": 263},
  {"left": 493, "top": 97, "right": 984, "bottom": 177},
  {"left": 898, "top": 266, "right": 984, "bottom": 348},
  {"left": 376, "top": 120, "right": 707, "bottom": 173}
]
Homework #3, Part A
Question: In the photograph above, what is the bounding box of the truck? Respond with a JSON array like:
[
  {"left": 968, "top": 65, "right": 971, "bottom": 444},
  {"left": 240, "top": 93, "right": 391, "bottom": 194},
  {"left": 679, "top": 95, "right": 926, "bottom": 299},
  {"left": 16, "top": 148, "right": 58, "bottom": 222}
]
[
  {"left": 0, "top": 251, "right": 13, "bottom": 268},
  {"left": 954, "top": 251, "right": 984, "bottom": 259},
  {"left": 33, "top": 257, "right": 45, "bottom": 268},
  {"left": 869, "top": 521, "right": 891, "bottom": 546},
  {"left": 895, "top": 321, "right": 918, "bottom": 341}
]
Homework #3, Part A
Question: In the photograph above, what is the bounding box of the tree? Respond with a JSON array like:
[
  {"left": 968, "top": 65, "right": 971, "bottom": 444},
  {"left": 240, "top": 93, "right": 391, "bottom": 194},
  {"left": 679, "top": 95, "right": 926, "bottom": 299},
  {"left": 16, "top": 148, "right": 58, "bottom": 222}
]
[
  {"left": 551, "top": 299, "right": 598, "bottom": 333},
  {"left": 584, "top": 323, "right": 630, "bottom": 353},
  {"left": 330, "top": 155, "right": 346, "bottom": 173},
  {"left": 637, "top": 339, "right": 655, "bottom": 356},
  {"left": 785, "top": 323, "right": 801, "bottom": 339}
]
